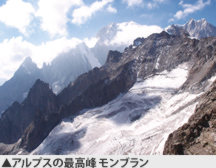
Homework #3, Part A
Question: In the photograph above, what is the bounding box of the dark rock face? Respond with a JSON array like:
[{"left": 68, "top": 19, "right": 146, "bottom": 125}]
[
  {"left": 105, "top": 50, "right": 122, "bottom": 63},
  {"left": 164, "top": 81, "right": 216, "bottom": 155},
  {"left": 0, "top": 79, "right": 58, "bottom": 144},
  {"left": 20, "top": 110, "right": 61, "bottom": 152}
]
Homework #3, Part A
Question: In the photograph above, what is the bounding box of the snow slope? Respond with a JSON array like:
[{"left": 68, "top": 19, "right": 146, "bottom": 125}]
[
  {"left": 165, "top": 18, "right": 216, "bottom": 39},
  {"left": 32, "top": 63, "right": 211, "bottom": 155}
]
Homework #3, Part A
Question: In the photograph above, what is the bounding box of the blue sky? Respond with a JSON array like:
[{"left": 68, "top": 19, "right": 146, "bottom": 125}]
[{"left": 0, "top": 0, "right": 215, "bottom": 83}]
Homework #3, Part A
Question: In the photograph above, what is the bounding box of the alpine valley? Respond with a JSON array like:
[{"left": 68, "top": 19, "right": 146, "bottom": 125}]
[{"left": 1, "top": 18, "right": 216, "bottom": 155}]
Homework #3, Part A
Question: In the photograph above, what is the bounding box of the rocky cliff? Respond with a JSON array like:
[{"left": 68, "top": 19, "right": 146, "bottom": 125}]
[
  {"left": 164, "top": 80, "right": 216, "bottom": 155},
  {"left": 0, "top": 79, "right": 58, "bottom": 144}
]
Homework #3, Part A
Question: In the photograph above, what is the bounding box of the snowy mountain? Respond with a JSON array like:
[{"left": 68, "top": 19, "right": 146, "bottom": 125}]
[
  {"left": 0, "top": 21, "right": 161, "bottom": 114},
  {"left": 0, "top": 42, "right": 101, "bottom": 114},
  {"left": 92, "top": 21, "right": 162, "bottom": 65},
  {"left": 1, "top": 19, "right": 216, "bottom": 155},
  {"left": 29, "top": 32, "right": 216, "bottom": 155},
  {"left": 0, "top": 78, "right": 7, "bottom": 86},
  {"left": 32, "top": 63, "right": 206, "bottom": 155},
  {"left": 41, "top": 42, "right": 101, "bottom": 94},
  {"left": 1, "top": 29, "right": 216, "bottom": 155},
  {"left": 165, "top": 18, "right": 216, "bottom": 39}
]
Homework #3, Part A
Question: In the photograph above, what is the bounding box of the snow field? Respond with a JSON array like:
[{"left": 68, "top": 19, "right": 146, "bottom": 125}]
[{"left": 32, "top": 63, "right": 209, "bottom": 155}]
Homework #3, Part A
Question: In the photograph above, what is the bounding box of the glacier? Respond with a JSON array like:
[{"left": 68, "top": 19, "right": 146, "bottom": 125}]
[{"left": 31, "top": 63, "right": 213, "bottom": 155}]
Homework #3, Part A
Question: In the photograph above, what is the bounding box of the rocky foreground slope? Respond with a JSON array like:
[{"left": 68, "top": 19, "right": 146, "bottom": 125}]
[
  {"left": 0, "top": 30, "right": 216, "bottom": 154},
  {"left": 164, "top": 80, "right": 216, "bottom": 155}
]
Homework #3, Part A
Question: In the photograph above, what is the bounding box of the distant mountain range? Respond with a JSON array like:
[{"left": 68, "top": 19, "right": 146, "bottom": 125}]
[
  {"left": 165, "top": 18, "right": 216, "bottom": 39},
  {"left": 0, "top": 21, "right": 157, "bottom": 114},
  {"left": 1, "top": 19, "right": 216, "bottom": 115},
  {"left": 0, "top": 18, "right": 216, "bottom": 155}
]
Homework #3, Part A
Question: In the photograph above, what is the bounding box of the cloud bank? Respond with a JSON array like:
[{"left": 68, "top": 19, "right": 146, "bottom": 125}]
[
  {"left": 35, "top": 0, "right": 83, "bottom": 37},
  {"left": 72, "top": 0, "right": 116, "bottom": 25},
  {"left": 0, "top": 36, "right": 82, "bottom": 79},
  {"left": 105, "top": 21, "right": 163, "bottom": 46},
  {"left": 0, "top": 0, "right": 35, "bottom": 36}
]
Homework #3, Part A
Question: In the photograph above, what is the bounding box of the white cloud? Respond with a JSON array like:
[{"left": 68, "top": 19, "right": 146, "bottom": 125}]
[
  {"left": 0, "top": 36, "right": 34, "bottom": 79},
  {"left": 107, "top": 4, "right": 117, "bottom": 13},
  {"left": 122, "top": 0, "right": 143, "bottom": 7},
  {"left": 0, "top": 36, "right": 82, "bottom": 80},
  {"left": 105, "top": 21, "right": 163, "bottom": 46},
  {"left": 84, "top": 37, "right": 99, "bottom": 48},
  {"left": 147, "top": 2, "right": 157, "bottom": 9},
  {"left": 168, "top": 18, "right": 175, "bottom": 22},
  {"left": 0, "top": 0, "right": 35, "bottom": 36},
  {"left": 72, "top": 0, "right": 114, "bottom": 25},
  {"left": 35, "top": 0, "right": 83, "bottom": 38},
  {"left": 32, "top": 37, "right": 82, "bottom": 66},
  {"left": 173, "top": 0, "right": 211, "bottom": 20}
]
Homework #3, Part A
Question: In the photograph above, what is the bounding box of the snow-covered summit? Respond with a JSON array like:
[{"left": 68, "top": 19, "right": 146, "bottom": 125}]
[
  {"left": 96, "top": 22, "right": 118, "bottom": 43},
  {"left": 165, "top": 18, "right": 216, "bottom": 39},
  {"left": 93, "top": 21, "right": 162, "bottom": 65}
]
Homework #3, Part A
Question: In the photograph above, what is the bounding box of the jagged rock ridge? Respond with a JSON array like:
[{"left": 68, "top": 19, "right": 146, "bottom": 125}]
[
  {"left": 165, "top": 18, "right": 216, "bottom": 39},
  {"left": 0, "top": 79, "right": 58, "bottom": 144},
  {"left": 164, "top": 80, "right": 216, "bottom": 155}
]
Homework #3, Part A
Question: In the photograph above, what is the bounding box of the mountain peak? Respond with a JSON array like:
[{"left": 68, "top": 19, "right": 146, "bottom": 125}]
[
  {"left": 199, "top": 18, "right": 207, "bottom": 22},
  {"left": 165, "top": 18, "right": 216, "bottom": 39},
  {"left": 96, "top": 22, "right": 118, "bottom": 42},
  {"left": 21, "top": 57, "right": 35, "bottom": 68},
  {"left": 189, "top": 18, "right": 195, "bottom": 21},
  {"left": 22, "top": 56, "right": 32, "bottom": 64},
  {"left": 186, "top": 18, "right": 196, "bottom": 26},
  {"left": 15, "top": 57, "right": 39, "bottom": 76}
]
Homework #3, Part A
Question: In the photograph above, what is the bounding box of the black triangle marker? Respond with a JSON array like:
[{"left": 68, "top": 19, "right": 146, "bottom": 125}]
[{"left": 2, "top": 159, "right": 12, "bottom": 167}]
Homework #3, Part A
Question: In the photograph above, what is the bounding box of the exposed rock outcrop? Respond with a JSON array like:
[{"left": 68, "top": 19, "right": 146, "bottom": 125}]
[
  {"left": 0, "top": 79, "right": 58, "bottom": 144},
  {"left": 164, "top": 80, "right": 216, "bottom": 155}
]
